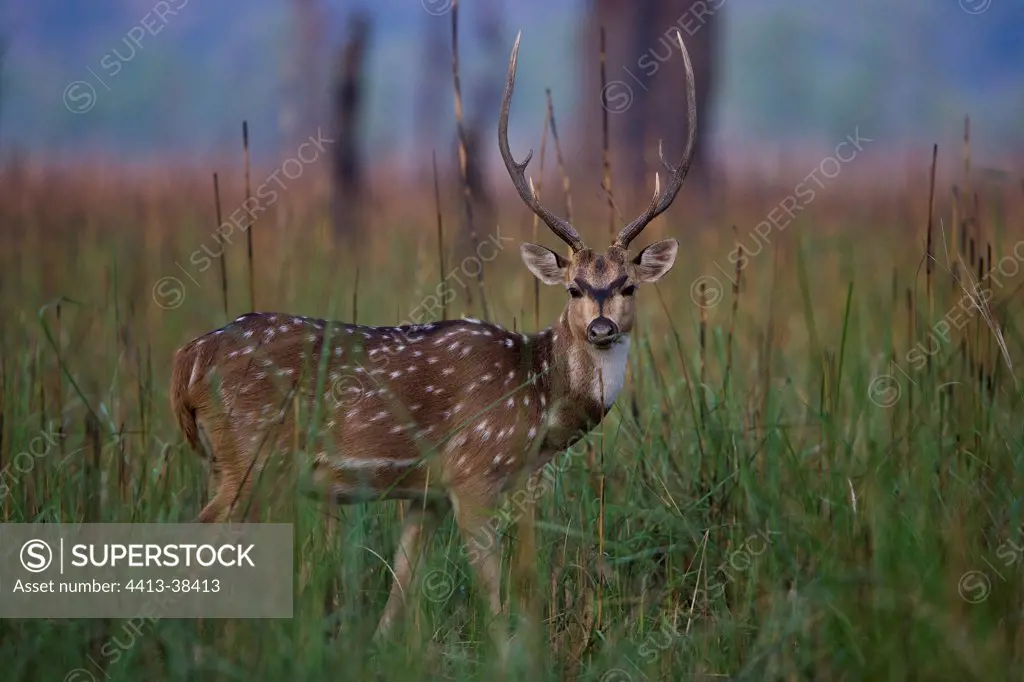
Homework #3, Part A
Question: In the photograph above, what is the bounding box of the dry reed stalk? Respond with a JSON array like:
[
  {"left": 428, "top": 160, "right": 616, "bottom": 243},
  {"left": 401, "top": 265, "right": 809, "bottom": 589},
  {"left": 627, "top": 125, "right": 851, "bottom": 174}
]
[
  {"left": 55, "top": 302, "right": 64, "bottom": 458},
  {"left": 432, "top": 151, "right": 447, "bottom": 321},
  {"left": 531, "top": 104, "right": 551, "bottom": 331},
  {"left": 699, "top": 281, "right": 707, "bottom": 426},
  {"left": 351, "top": 266, "right": 359, "bottom": 325},
  {"left": 724, "top": 228, "right": 742, "bottom": 394},
  {"left": 546, "top": 89, "right": 573, "bottom": 225},
  {"left": 963, "top": 116, "right": 971, "bottom": 205},
  {"left": 212, "top": 172, "right": 228, "bottom": 320},
  {"left": 759, "top": 241, "right": 780, "bottom": 442},
  {"left": 984, "top": 241, "right": 994, "bottom": 398},
  {"left": 926, "top": 143, "right": 937, "bottom": 369},
  {"left": 905, "top": 287, "right": 914, "bottom": 453},
  {"left": 599, "top": 26, "right": 614, "bottom": 243},
  {"left": 243, "top": 121, "right": 255, "bottom": 312},
  {"left": 85, "top": 410, "right": 101, "bottom": 522}
]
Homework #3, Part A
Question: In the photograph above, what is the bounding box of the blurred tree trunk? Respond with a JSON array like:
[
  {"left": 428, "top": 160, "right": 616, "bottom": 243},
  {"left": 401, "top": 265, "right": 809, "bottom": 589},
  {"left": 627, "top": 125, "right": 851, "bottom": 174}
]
[
  {"left": 461, "top": 0, "right": 504, "bottom": 246},
  {"left": 578, "top": 0, "right": 721, "bottom": 209},
  {"left": 331, "top": 11, "right": 371, "bottom": 237},
  {"left": 450, "top": 0, "right": 505, "bottom": 310},
  {"left": 283, "top": 0, "right": 326, "bottom": 150},
  {"left": 415, "top": 14, "right": 448, "bottom": 185}
]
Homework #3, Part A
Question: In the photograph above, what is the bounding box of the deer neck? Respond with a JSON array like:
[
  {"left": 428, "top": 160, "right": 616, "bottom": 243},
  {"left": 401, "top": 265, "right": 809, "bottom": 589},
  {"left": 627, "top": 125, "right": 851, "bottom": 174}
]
[{"left": 531, "top": 311, "right": 630, "bottom": 444}]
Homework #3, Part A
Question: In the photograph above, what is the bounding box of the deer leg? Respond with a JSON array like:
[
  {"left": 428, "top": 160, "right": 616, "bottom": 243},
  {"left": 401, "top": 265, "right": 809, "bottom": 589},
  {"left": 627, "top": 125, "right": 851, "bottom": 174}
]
[
  {"left": 452, "top": 493, "right": 510, "bottom": 661},
  {"left": 194, "top": 420, "right": 234, "bottom": 523},
  {"left": 221, "top": 429, "right": 289, "bottom": 522},
  {"left": 374, "top": 498, "right": 448, "bottom": 639}
]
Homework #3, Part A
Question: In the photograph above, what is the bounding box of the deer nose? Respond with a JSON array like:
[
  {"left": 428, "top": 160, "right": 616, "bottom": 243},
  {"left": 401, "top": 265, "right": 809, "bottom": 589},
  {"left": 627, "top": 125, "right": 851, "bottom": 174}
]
[{"left": 586, "top": 317, "right": 619, "bottom": 346}]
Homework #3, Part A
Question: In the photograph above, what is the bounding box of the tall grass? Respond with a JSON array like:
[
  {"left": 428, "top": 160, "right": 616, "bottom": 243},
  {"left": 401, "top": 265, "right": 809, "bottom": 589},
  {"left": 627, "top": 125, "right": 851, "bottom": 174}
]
[{"left": 0, "top": 153, "right": 1022, "bottom": 681}]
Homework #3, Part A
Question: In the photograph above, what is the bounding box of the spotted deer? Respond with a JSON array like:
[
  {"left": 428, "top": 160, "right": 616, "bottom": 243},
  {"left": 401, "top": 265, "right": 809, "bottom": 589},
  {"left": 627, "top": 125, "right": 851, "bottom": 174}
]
[{"left": 170, "top": 30, "right": 695, "bottom": 649}]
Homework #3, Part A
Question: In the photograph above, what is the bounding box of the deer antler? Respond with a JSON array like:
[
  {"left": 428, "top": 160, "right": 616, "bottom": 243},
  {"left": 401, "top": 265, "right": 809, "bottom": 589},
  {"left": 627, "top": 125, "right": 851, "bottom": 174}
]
[
  {"left": 499, "top": 31, "right": 585, "bottom": 253},
  {"left": 613, "top": 30, "right": 697, "bottom": 250}
]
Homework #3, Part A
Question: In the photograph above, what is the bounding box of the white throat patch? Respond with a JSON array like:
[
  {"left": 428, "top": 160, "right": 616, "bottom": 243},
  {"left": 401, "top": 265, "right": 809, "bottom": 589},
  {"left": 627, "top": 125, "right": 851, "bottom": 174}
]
[{"left": 590, "top": 335, "right": 631, "bottom": 408}]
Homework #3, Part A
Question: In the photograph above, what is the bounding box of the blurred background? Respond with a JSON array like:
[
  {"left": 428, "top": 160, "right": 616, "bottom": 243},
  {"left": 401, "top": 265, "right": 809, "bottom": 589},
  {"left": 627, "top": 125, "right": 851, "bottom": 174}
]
[
  {"left": 2, "top": 0, "right": 1022, "bottom": 176},
  {"left": 2, "top": 4, "right": 1024, "bottom": 679}
]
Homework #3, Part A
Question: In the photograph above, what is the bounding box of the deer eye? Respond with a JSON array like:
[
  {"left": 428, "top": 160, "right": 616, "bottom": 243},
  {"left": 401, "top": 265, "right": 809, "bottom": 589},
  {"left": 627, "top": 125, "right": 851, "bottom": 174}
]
[
  {"left": 567, "top": 286, "right": 583, "bottom": 299},
  {"left": 621, "top": 285, "right": 636, "bottom": 296}
]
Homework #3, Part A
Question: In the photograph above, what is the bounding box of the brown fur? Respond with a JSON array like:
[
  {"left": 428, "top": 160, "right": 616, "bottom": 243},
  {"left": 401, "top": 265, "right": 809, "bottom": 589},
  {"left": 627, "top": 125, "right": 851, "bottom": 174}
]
[
  {"left": 173, "top": 26, "right": 691, "bottom": 648},
  {"left": 172, "top": 230, "right": 668, "bottom": 627},
  {"left": 169, "top": 229, "right": 679, "bottom": 647}
]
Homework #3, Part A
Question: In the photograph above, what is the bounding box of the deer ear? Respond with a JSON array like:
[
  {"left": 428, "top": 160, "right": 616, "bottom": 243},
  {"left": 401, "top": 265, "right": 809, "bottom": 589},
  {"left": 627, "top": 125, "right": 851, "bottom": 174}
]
[
  {"left": 632, "top": 239, "right": 678, "bottom": 282},
  {"left": 521, "top": 243, "right": 568, "bottom": 285}
]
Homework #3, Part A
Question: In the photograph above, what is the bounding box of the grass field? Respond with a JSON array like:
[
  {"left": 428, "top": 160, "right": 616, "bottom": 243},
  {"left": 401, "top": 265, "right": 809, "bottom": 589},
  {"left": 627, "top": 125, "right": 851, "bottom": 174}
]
[{"left": 0, "top": 145, "right": 1022, "bottom": 681}]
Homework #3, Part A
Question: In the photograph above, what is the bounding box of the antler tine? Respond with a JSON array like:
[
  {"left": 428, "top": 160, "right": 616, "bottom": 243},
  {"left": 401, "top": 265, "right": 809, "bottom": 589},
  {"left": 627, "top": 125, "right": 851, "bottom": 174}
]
[
  {"left": 499, "top": 31, "right": 585, "bottom": 252},
  {"left": 614, "top": 29, "right": 697, "bottom": 249}
]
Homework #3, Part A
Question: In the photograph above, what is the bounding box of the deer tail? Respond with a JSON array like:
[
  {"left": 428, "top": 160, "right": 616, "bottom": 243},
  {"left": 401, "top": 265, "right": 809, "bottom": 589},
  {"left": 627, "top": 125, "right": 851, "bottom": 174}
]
[{"left": 170, "top": 339, "right": 205, "bottom": 456}]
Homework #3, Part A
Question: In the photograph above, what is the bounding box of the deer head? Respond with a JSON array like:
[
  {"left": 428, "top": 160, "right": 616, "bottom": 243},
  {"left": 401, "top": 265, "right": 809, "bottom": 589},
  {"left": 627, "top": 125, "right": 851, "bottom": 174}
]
[{"left": 499, "top": 29, "right": 696, "bottom": 352}]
